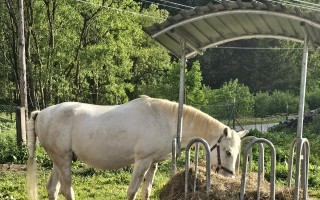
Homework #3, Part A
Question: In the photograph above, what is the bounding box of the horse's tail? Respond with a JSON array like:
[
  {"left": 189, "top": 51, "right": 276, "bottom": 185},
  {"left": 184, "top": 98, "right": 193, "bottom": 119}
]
[{"left": 27, "top": 111, "right": 40, "bottom": 200}]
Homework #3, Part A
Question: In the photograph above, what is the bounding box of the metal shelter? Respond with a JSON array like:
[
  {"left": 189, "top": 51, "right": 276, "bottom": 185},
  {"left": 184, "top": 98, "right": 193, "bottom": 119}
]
[
  {"left": 144, "top": 0, "right": 320, "bottom": 58},
  {"left": 143, "top": 0, "right": 320, "bottom": 199}
]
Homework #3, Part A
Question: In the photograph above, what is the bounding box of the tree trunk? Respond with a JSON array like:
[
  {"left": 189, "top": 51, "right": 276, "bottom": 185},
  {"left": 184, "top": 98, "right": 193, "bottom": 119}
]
[{"left": 17, "top": 0, "right": 28, "bottom": 143}]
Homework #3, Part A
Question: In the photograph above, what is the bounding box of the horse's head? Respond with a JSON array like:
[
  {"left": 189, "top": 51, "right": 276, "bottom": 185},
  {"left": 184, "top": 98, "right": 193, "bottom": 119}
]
[{"left": 210, "top": 127, "right": 248, "bottom": 178}]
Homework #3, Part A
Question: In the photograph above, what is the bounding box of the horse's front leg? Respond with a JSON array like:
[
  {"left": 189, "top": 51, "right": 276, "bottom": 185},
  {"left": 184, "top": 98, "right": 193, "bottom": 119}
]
[
  {"left": 142, "top": 163, "right": 158, "bottom": 200},
  {"left": 127, "top": 157, "right": 153, "bottom": 200}
]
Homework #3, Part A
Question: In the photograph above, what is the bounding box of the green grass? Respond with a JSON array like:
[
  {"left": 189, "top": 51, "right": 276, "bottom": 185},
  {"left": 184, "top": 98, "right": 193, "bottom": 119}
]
[{"left": 0, "top": 163, "right": 171, "bottom": 200}]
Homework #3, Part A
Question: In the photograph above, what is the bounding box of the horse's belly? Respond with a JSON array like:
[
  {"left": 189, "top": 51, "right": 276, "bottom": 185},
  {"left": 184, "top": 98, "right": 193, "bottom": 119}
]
[{"left": 74, "top": 149, "right": 135, "bottom": 170}]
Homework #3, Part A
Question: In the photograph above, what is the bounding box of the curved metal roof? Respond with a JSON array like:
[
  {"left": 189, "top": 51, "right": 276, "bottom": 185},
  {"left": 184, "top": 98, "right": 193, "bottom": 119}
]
[{"left": 143, "top": 0, "right": 320, "bottom": 59}]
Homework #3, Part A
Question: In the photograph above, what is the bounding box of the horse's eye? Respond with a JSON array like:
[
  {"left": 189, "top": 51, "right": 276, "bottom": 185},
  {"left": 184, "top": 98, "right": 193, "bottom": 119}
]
[{"left": 226, "top": 150, "right": 231, "bottom": 157}]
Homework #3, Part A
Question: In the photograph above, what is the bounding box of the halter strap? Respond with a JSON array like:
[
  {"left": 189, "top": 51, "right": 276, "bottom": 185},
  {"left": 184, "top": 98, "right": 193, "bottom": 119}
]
[{"left": 210, "top": 134, "right": 234, "bottom": 176}]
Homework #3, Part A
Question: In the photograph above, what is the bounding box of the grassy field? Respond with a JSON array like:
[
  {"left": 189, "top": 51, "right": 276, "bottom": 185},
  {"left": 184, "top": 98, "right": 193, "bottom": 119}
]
[{"left": 0, "top": 162, "right": 171, "bottom": 200}]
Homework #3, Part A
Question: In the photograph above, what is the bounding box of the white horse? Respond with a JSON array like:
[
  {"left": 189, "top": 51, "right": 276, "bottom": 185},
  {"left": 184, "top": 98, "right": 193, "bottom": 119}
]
[{"left": 27, "top": 95, "right": 247, "bottom": 200}]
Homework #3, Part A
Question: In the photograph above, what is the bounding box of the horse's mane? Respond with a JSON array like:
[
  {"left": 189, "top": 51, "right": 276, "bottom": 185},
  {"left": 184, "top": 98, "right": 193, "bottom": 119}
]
[{"left": 140, "top": 96, "right": 226, "bottom": 138}]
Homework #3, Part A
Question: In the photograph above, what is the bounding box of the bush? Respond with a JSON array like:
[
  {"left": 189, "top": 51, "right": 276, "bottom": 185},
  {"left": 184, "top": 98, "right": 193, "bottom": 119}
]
[
  {"left": 306, "top": 87, "right": 320, "bottom": 110},
  {"left": 203, "top": 79, "right": 254, "bottom": 119},
  {"left": 269, "top": 90, "right": 300, "bottom": 114},
  {"left": 0, "top": 133, "right": 28, "bottom": 164},
  {"left": 254, "top": 92, "right": 271, "bottom": 117},
  {"left": 0, "top": 131, "right": 52, "bottom": 168},
  {"left": 308, "top": 114, "right": 320, "bottom": 135},
  {"left": 254, "top": 90, "right": 301, "bottom": 116}
]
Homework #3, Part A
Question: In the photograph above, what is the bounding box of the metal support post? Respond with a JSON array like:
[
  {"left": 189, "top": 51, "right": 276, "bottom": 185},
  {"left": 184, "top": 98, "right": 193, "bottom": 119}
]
[
  {"left": 296, "top": 23, "right": 309, "bottom": 139},
  {"left": 171, "top": 138, "right": 177, "bottom": 177},
  {"left": 176, "top": 39, "right": 186, "bottom": 157}
]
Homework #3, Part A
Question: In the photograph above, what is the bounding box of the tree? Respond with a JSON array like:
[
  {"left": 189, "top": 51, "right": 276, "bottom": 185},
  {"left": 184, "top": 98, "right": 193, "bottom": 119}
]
[
  {"left": 0, "top": 0, "right": 171, "bottom": 107},
  {"left": 214, "top": 79, "right": 254, "bottom": 117},
  {"left": 1, "top": 0, "right": 20, "bottom": 103},
  {"left": 139, "top": 61, "right": 206, "bottom": 105},
  {"left": 185, "top": 61, "right": 205, "bottom": 106}
]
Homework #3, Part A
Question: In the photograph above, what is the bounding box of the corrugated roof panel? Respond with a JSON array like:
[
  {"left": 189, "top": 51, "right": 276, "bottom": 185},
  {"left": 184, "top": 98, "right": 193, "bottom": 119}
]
[
  {"left": 155, "top": 34, "right": 180, "bottom": 56},
  {"left": 178, "top": 23, "right": 209, "bottom": 46},
  {"left": 221, "top": 14, "right": 248, "bottom": 35},
  {"left": 249, "top": 14, "right": 273, "bottom": 34},
  {"left": 173, "top": 26, "right": 202, "bottom": 49},
  {"left": 236, "top": 13, "right": 260, "bottom": 34},
  {"left": 211, "top": 16, "right": 236, "bottom": 38},
  {"left": 143, "top": 0, "right": 320, "bottom": 58},
  {"left": 191, "top": 20, "right": 216, "bottom": 42},
  {"left": 281, "top": 18, "right": 299, "bottom": 37},
  {"left": 202, "top": 18, "right": 226, "bottom": 41},
  {"left": 263, "top": 15, "right": 285, "bottom": 34}
]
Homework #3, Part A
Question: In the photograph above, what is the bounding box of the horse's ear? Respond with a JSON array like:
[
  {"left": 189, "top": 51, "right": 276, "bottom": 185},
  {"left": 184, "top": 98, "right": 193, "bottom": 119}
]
[
  {"left": 238, "top": 130, "right": 249, "bottom": 138},
  {"left": 223, "top": 128, "right": 232, "bottom": 138}
]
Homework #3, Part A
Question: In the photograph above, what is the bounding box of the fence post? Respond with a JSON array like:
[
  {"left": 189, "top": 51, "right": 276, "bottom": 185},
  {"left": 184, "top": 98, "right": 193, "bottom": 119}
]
[
  {"left": 16, "top": 106, "right": 26, "bottom": 145},
  {"left": 232, "top": 98, "right": 236, "bottom": 129}
]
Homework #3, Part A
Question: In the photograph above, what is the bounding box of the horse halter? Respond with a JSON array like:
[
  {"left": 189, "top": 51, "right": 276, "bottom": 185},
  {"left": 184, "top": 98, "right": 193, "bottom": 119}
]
[{"left": 210, "top": 134, "right": 234, "bottom": 176}]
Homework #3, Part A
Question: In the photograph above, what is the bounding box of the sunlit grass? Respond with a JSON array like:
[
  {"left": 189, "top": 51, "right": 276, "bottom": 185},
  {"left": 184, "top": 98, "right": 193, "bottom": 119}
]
[{"left": 0, "top": 163, "right": 171, "bottom": 200}]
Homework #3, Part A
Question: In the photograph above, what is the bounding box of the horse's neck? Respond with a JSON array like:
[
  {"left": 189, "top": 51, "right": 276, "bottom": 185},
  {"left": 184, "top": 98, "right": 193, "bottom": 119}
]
[{"left": 180, "top": 116, "right": 223, "bottom": 147}]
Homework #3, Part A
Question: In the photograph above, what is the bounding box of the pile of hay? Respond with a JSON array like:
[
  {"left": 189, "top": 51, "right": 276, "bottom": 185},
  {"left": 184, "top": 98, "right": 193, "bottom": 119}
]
[{"left": 159, "top": 166, "right": 298, "bottom": 200}]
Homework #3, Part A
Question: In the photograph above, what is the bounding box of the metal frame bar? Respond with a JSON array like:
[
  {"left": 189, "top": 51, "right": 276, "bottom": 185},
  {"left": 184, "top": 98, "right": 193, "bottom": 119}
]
[
  {"left": 287, "top": 138, "right": 297, "bottom": 187},
  {"left": 171, "top": 138, "right": 177, "bottom": 177},
  {"left": 294, "top": 138, "right": 310, "bottom": 200},
  {"left": 240, "top": 138, "right": 276, "bottom": 200},
  {"left": 238, "top": 136, "right": 265, "bottom": 200},
  {"left": 237, "top": 136, "right": 265, "bottom": 179},
  {"left": 185, "top": 138, "right": 211, "bottom": 196}
]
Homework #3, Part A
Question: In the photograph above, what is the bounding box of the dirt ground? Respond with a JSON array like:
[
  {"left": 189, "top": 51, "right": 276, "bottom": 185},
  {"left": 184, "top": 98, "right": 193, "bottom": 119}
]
[{"left": 0, "top": 164, "right": 26, "bottom": 172}]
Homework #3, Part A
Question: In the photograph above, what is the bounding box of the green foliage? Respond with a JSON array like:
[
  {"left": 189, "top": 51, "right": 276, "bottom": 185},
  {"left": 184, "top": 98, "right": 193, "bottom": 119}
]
[
  {"left": 254, "top": 92, "right": 271, "bottom": 117},
  {"left": 254, "top": 90, "right": 300, "bottom": 116},
  {"left": 0, "top": 172, "right": 26, "bottom": 200},
  {"left": 1, "top": 0, "right": 171, "bottom": 107},
  {"left": 139, "top": 61, "right": 206, "bottom": 106},
  {"left": 269, "top": 90, "right": 301, "bottom": 114},
  {"left": 306, "top": 86, "right": 320, "bottom": 110},
  {"left": 245, "top": 121, "right": 320, "bottom": 188},
  {"left": 35, "top": 145, "right": 53, "bottom": 169},
  {"left": 186, "top": 61, "right": 206, "bottom": 106},
  {"left": 0, "top": 133, "right": 28, "bottom": 164},
  {"left": 221, "top": 79, "right": 254, "bottom": 116},
  {"left": 308, "top": 114, "right": 320, "bottom": 136},
  {"left": 199, "top": 79, "right": 256, "bottom": 120}
]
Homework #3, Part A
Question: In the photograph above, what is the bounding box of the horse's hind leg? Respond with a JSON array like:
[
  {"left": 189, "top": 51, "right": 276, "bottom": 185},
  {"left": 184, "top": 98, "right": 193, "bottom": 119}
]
[
  {"left": 141, "top": 163, "right": 158, "bottom": 200},
  {"left": 127, "top": 158, "right": 153, "bottom": 200},
  {"left": 47, "top": 165, "right": 61, "bottom": 200},
  {"left": 51, "top": 153, "right": 75, "bottom": 200}
]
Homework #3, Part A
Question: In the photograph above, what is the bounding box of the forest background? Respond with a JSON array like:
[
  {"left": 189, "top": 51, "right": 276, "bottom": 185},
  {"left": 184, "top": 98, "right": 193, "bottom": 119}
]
[{"left": 1, "top": 0, "right": 320, "bottom": 119}]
